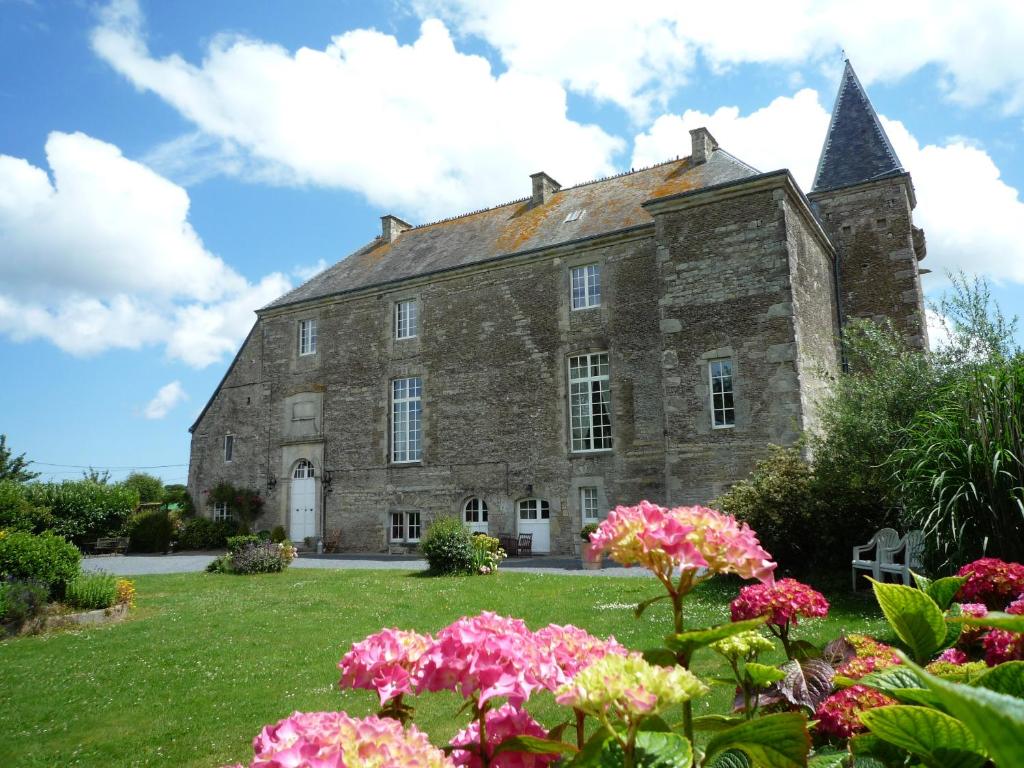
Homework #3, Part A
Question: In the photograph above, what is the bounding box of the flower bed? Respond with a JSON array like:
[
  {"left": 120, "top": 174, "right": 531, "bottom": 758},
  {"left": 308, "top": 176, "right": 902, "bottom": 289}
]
[{"left": 222, "top": 504, "right": 1024, "bottom": 768}]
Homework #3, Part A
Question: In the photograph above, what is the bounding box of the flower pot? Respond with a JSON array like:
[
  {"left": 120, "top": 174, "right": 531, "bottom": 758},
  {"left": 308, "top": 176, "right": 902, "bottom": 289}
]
[{"left": 581, "top": 542, "right": 602, "bottom": 570}]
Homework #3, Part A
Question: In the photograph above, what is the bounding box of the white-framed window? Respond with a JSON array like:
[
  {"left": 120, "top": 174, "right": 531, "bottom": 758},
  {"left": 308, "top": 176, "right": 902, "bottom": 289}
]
[
  {"left": 569, "top": 352, "right": 612, "bottom": 452},
  {"left": 571, "top": 264, "right": 601, "bottom": 310},
  {"left": 223, "top": 435, "right": 234, "bottom": 463},
  {"left": 293, "top": 459, "right": 315, "bottom": 479},
  {"left": 464, "top": 498, "right": 488, "bottom": 532},
  {"left": 395, "top": 300, "right": 418, "bottom": 340},
  {"left": 213, "top": 501, "right": 232, "bottom": 522},
  {"left": 580, "top": 487, "right": 600, "bottom": 522},
  {"left": 391, "top": 511, "right": 422, "bottom": 543},
  {"left": 299, "top": 318, "right": 317, "bottom": 356},
  {"left": 517, "top": 498, "right": 550, "bottom": 521},
  {"left": 391, "top": 377, "right": 423, "bottom": 463},
  {"left": 710, "top": 359, "right": 736, "bottom": 428}
]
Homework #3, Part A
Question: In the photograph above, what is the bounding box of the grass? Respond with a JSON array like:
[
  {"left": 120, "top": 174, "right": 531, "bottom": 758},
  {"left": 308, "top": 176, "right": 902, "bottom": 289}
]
[{"left": 0, "top": 569, "right": 887, "bottom": 767}]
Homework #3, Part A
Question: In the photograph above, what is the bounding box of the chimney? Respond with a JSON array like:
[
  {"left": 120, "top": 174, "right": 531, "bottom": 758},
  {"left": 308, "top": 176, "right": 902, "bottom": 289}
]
[
  {"left": 530, "top": 172, "right": 561, "bottom": 206},
  {"left": 380, "top": 214, "right": 411, "bottom": 243},
  {"left": 689, "top": 127, "right": 719, "bottom": 165}
]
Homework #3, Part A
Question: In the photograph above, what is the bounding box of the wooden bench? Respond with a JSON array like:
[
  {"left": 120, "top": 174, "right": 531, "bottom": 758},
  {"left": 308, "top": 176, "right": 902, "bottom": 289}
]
[
  {"left": 323, "top": 528, "right": 342, "bottom": 553},
  {"left": 92, "top": 536, "right": 129, "bottom": 554},
  {"left": 517, "top": 533, "right": 533, "bottom": 557},
  {"left": 497, "top": 535, "right": 518, "bottom": 557}
]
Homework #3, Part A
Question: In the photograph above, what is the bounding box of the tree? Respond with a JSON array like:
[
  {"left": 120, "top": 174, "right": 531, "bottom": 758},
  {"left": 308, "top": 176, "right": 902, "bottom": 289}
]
[
  {"left": 82, "top": 467, "right": 111, "bottom": 484},
  {"left": 0, "top": 434, "right": 40, "bottom": 483},
  {"left": 123, "top": 472, "right": 165, "bottom": 504}
]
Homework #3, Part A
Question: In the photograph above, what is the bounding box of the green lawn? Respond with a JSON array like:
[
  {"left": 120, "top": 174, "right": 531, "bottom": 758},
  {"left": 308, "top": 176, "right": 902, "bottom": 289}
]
[{"left": 0, "top": 569, "right": 887, "bottom": 767}]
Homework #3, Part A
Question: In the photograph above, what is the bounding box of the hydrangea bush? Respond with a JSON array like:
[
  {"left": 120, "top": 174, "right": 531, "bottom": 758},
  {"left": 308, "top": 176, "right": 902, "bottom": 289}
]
[{"left": 224, "top": 505, "right": 1024, "bottom": 768}]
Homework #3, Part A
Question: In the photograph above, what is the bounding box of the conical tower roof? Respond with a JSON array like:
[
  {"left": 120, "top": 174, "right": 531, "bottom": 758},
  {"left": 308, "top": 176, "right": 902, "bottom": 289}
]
[{"left": 812, "top": 60, "right": 904, "bottom": 193}]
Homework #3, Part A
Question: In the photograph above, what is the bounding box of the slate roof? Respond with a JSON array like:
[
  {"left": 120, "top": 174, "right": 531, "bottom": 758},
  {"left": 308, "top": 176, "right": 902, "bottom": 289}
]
[
  {"left": 812, "top": 60, "right": 905, "bottom": 193},
  {"left": 263, "top": 151, "right": 758, "bottom": 311}
]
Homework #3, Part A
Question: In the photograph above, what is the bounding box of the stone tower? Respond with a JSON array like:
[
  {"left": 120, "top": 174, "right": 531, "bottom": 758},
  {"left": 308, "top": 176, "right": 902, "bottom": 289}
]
[{"left": 809, "top": 60, "right": 928, "bottom": 349}]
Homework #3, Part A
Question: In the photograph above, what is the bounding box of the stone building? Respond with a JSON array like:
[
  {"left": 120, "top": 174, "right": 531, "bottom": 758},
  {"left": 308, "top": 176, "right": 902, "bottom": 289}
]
[{"left": 187, "top": 60, "right": 927, "bottom": 554}]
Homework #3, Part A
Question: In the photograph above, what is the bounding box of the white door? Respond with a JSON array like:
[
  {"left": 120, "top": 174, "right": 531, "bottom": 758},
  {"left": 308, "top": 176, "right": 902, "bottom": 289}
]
[
  {"left": 517, "top": 499, "right": 550, "bottom": 553},
  {"left": 290, "top": 460, "right": 317, "bottom": 542},
  {"left": 463, "top": 498, "right": 489, "bottom": 535}
]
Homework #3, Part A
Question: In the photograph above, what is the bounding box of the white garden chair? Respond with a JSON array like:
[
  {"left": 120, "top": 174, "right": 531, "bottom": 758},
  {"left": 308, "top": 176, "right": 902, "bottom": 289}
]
[
  {"left": 851, "top": 527, "right": 900, "bottom": 591},
  {"left": 879, "top": 529, "right": 925, "bottom": 586}
]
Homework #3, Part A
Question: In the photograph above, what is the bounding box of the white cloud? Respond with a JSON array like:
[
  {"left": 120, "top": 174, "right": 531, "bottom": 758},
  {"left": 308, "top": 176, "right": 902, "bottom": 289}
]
[
  {"left": 292, "top": 259, "right": 328, "bottom": 283},
  {"left": 91, "top": 0, "right": 623, "bottom": 220},
  {"left": 0, "top": 131, "right": 292, "bottom": 366},
  {"left": 420, "top": 0, "right": 1024, "bottom": 118},
  {"left": 144, "top": 380, "right": 188, "bottom": 419},
  {"left": 631, "top": 90, "right": 1024, "bottom": 285}
]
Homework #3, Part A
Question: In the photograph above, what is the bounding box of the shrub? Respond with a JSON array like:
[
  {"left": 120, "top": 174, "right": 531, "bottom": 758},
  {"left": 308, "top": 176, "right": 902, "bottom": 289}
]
[
  {"left": 0, "top": 480, "right": 52, "bottom": 533},
  {"left": 580, "top": 523, "right": 599, "bottom": 541},
  {"left": 0, "top": 530, "right": 80, "bottom": 594},
  {"left": 226, "top": 534, "right": 262, "bottom": 553},
  {"left": 891, "top": 361, "right": 1024, "bottom": 571},
  {"left": 127, "top": 509, "right": 173, "bottom": 553},
  {"left": 420, "top": 517, "right": 475, "bottom": 575},
  {"left": 64, "top": 571, "right": 118, "bottom": 610},
  {"left": 0, "top": 580, "right": 48, "bottom": 626},
  {"left": 207, "top": 483, "right": 265, "bottom": 530},
  {"left": 205, "top": 554, "right": 233, "bottom": 574},
  {"left": 230, "top": 541, "right": 292, "bottom": 574},
  {"left": 22, "top": 480, "right": 138, "bottom": 546},
  {"left": 115, "top": 578, "right": 136, "bottom": 607},
  {"left": 470, "top": 534, "right": 505, "bottom": 575},
  {"left": 256, "top": 529, "right": 272, "bottom": 541},
  {"left": 177, "top": 517, "right": 238, "bottom": 550},
  {"left": 122, "top": 472, "right": 164, "bottom": 504},
  {"left": 714, "top": 445, "right": 820, "bottom": 574},
  {"left": 270, "top": 525, "right": 287, "bottom": 543}
]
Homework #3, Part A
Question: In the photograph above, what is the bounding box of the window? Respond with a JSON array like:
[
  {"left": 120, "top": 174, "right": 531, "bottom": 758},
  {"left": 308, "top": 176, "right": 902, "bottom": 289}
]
[
  {"left": 464, "top": 498, "right": 488, "bottom": 532},
  {"left": 213, "top": 501, "right": 232, "bottom": 522},
  {"left": 293, "top": 459, "right": 314, "bottom": 479},
  {"left": 391, "top": 511, "right": 421, "bottom": 543},
  {"left": 391, "top": 377, "right": 423, "bottom": 462},
  {"left": 299, "top": 318, "right": 317, "bottom": 356},
  {"left": 395, "top": 300, "right": 418, "bottom": 340},
  {"left": 564, "top": 209, "right": 586, "bottom": 223},
  {"left": 569, "top": 352, "right": 612, "bottom": 452},
  {"left": 580, "top": 487, "right": 600, "bottom": 522},
  {"left": 571, "top": 264, "right": 601, "bottom": 309},
  {"left": 710, "top": 359, "right": 735, "bottom": 428},
  {"left": 223, "top": 434, "right": 234, "bottom": 462},
  {"left": 517, "top": 498, "right": 550, "bottom": 520}
]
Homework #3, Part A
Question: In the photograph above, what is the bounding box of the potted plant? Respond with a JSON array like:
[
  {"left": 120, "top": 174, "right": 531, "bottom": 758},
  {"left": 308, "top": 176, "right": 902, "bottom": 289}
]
[{"left": 580, "top": 523, "right": 601, "bottom": 570}]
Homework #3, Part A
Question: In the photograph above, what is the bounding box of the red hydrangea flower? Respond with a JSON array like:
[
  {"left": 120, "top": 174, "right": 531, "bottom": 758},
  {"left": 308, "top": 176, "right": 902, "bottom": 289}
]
[
  {"left": 956, "top": 558, "right": 1024, "bottom": 609},
  {"left": 935, "top": 648, "right": 969, "bottom": 665},
  {"left": 982, "top": 629, "right": 1024, "bottom": 666},
  {"left": 836, "top": 654, "right": 899, "bottom": 680},
  {"left": 1008, "top": 595, "right": 1024, "bottom": 616},
  {"left": 449, "top": 703, "right": 555, "bottom": 768},
  {"left": 338, "top": 628, "right": 433, "bottom": 706},
  {"left": 730, "top": 578, "right": 829, "bottom": 628},
  {"left": 815, "top": 686, "right": 896, "bottom": 740}
]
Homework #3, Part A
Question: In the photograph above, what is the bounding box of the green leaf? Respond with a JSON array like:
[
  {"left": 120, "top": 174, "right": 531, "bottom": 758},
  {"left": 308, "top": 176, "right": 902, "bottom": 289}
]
[
  {"left": 745, "top": 662, "right": 786, "bottom": 687},
  {"left": 849, "top": 733, "right": 910, "bottom": 766},
  {"left": 633, "top": 731, "right": 693, "bottom": 768},
  {"left": 948, "top": 611, "right": 1024, "bottom": 632},
  {"left": 491, "top": 735, "right": 578, "bottom": 758},
  {"left": 973, "top": 661, "right": 1024, "bottom": 697},
  {"left": 898, "top": 652, "right": 1024, "bottom": 768},
  {"left": 638, "top": 715, "right": 671, "bottom": 733},
  {"left": 926, "top": 576, "right": 967, "bottom": 610},
  {"left": 665, "top": 616, "right": 768, "bottom": 657},
  {"left": 643, "top": 648, "right": 679, "bottom": 668},
  {"left": 566, "top": 729, "right": 614, "bottom": 768},
  {"left": 707, "top": 749, "right": 751, "bottom": 768},
  {"left": 859, "top": 705, "right": 986, "bottom": 768},
  {"left": 857, "top": 666, "right": 923, "bottom": 695},
  {"left": 788, "top": 639, "right": 821, "bottom": 661},
  {"left": 635, "top": 593, "right": 671, "bottom": 619},
  {"left": 807, "top": 752, "right": 847, "bottom": 768},
  {"left": 705, "top": 712, "right": 810, "bottom": 768},
  {"left": 691, "top": 714, "right": 746, "bottom": 732},
  {"left": 870, "top": 579, "right": 946, "bottom": 663},
  {"left": 911, "top": 571, "right": 933, "bottom": 593}
]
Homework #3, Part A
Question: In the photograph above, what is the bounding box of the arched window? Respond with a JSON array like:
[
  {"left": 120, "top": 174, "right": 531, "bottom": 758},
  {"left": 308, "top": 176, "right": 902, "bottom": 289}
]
[
  {"left": 463, "top": 498, "right": 488, "bottom": 533},
  {"left": 293, "top": 460, "right": 315, "bottom": 479}
]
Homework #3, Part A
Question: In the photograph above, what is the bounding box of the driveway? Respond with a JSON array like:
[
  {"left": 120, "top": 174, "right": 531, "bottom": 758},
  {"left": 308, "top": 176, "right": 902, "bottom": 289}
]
[{"left": 81, "top": 553, "right": 650, "bottom": 577}]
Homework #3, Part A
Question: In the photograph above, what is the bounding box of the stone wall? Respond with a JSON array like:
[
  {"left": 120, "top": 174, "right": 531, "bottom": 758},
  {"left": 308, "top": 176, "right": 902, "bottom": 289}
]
[{"left": 809, "top": 176, "right": 928, "bottom": 349}]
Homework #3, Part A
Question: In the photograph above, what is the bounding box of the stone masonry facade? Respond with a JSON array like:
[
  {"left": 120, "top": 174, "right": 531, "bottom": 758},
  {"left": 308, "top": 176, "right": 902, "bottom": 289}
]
[{"left": 188, "top": 62, "right": 927, "bottom": 554}]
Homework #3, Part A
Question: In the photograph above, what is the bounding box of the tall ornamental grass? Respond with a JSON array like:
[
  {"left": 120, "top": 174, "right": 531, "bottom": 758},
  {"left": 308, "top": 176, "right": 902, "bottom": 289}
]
[{"left": 892, "top": 361, "right": 1024, "bottom": 572}]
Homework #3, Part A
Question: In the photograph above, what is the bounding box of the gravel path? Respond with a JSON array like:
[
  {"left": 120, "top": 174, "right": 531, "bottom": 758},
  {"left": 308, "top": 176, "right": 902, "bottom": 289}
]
[{"left": 81, "top": 553, "right": 650, "bottom": 578}]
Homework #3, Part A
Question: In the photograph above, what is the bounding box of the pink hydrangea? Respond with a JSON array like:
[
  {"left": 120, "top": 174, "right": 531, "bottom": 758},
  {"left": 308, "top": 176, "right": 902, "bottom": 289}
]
[
  {"left": 935, "top": 648, "right": 969, "bottom": 665},
  {"left": 982, "top": 629, "right": 1024, "bottom": 666},
  {"left": 533, "top": 624, "right": 628, "bottom": 684},
  {"left": 730, "top": 578, "right": 829, "bottom": 628},
  {"left": 815, "top": 686, "right": 896, "bottom": 740},
  {"left": 415, "top": 612, "right": 563, "bottom": 706},
  {"left": 1008, "top": 595, "right": 1024, "bottom": 615},
  {"left": 339, "top": 628, "right": 433, "bottom": 706},
  {"left": 242, "top": 711, "right": 453, "bottom": 768},
  {"left": 588, "top": 502, "right": 775, "bottom": 584},
  {"left": 449, "top": 703, "right": 555, "bottom": 768},
  {"left": 956, "top": 558, "right": 1024, "bottom": 610},
  {"left": 959, "top": 602, "right": 988, "bottom": 617}
]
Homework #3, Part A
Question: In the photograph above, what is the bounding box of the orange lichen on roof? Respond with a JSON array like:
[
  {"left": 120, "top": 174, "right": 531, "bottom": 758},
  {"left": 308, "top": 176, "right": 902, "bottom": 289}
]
[
  {"left": 650, "top": 160, "right": 700, "bottom": 199},
  {"left": 494, "top": 199, "right": 561, "bottom": 253}
]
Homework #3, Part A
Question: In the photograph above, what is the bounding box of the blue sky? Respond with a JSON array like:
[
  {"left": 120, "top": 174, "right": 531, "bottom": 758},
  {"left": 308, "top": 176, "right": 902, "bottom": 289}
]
[{"left": 2, "top": 0, "right": 1023, "bottom": 484}]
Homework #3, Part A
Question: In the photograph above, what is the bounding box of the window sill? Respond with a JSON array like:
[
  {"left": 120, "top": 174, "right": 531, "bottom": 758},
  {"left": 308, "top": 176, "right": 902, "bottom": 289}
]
[
  {"left": 570, "top": 305, "right": 601, "bottom": 312},
  {"left": 569, "top": 448, "right": 614, "bottom": 456},
  {"left": 712, "top": 424, "right": 736, "bottom": 431},
  {"left": 391, "top": 460, "right": 423, "bottom": 466}
]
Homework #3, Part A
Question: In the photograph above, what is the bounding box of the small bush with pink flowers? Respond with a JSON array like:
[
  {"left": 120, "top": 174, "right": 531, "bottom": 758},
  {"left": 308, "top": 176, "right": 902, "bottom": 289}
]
[{"left": 222, "top": 505, "right": 1024, "bottom": 768}]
